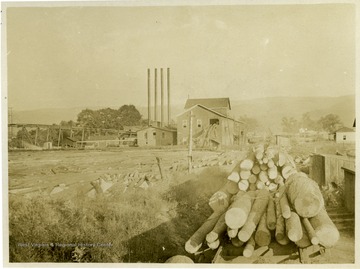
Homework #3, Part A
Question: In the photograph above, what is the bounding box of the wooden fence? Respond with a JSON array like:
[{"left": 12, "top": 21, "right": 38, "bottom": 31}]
[{"left": 309, "top": 153, "right": 355, "bottom": 186}]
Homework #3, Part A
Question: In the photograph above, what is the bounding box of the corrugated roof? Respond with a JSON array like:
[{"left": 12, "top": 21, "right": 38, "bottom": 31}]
[{"left": 184, "top": 98, "right": 231, "bottom": 110}]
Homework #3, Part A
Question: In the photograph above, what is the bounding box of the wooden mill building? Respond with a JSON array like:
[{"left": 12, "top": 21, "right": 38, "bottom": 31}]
[
  {"left": 137, "top": 126, "right": 177, "bottom": 147},
  {"left": 176, "top": 98, "right": 244, "bottom": 148}
]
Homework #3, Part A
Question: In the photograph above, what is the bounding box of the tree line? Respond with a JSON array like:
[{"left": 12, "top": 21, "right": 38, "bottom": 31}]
[
  {"left": 238, "top": 113, "right": 344, "bottom": 134},
  {"left": 9, "top": 105, "right": 144, "bottom": 148}
]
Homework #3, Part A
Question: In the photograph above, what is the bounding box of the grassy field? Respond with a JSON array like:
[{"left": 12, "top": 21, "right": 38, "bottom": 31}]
[
  {"left": 8, "top": 148, "right": 235, "bottom": 263},
  {"left": 7, "top": 140, "right": 355, "bottom": 263}
]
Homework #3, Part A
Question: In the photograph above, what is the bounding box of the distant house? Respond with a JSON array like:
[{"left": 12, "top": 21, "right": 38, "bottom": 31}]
[
  {"left": 335, "top": 127, "right": 355, "bottom": 143},
  {"left": 177, "top": 98, "right": 244, "bottom": 147},
  {"left": 137, "top": 126, "right": 177, "bottom": 147}
]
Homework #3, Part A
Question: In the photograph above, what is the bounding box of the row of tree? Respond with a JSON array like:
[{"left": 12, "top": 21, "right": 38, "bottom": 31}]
[
  {"left": 281, "top": 113, "right": 343, "bottom": 133},
  {"left": 239, "top": 113, "right": 344, "bottom": 134},
  {"left": 61, "top": 105, "right": 143, "bottom": 129}
]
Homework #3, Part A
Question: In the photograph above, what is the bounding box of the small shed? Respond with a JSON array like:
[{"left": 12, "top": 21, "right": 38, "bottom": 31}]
[
  {"left": 334, "top": 127, "right": 355, "bottom": 143},
  {"left": 137, "top": 126, "right": 177, "bottom": 147}
]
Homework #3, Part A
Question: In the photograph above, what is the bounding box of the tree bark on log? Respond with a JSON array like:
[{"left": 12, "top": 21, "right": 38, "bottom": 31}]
[
  {"left": 309, "top": 208, "right": 340, "bottom": 248},
  {"left": 302, "top": 217, "right": 319, "bottom": 245},
  {"left": 238, "top": 189, "right": 270, "bottom": 242},
  {"left": 243, "top": 234, "right": 256, "bottom": 257},
  {"left": 185, "top": 211, "right": 224, "bottom": 254},
  {"left": 295, "top": 221, "right": 312, "bottom": 248},
  {"left": 285, "top": 211, "right": 303, "bottom": 242},
  {"left": 280, "top": 193, "right": 291, "bottom": 219},
  {"left": 225, "top": 191, "right": 255, "bottom": 229},
  {"left": 266, "top": 196, "right": 276, "bottom": 231},
  {"left": 275, "top": 198, "right": 290, "bottom": 245},
  {"left": 231, "top": 237, "right": 245, "bottom": 247},
  {"left": 286, "top": 173, "right": 324, "bottom": 218},
  {"left": 206, "top": 213, "right": 227, "bottom": 243},
  {"left": 255, "top": 213, "right": 271, "bottom": 247}
]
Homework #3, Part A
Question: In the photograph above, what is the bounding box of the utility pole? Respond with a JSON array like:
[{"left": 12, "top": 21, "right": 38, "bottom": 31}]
[{"left": 188, "top": 111, "right": 193, "bottom": 173}]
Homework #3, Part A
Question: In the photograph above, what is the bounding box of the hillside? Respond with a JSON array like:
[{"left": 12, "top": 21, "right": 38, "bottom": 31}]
[
  {"left": 230, "top": 95, "right": 355, "bottom": 132},
  {"left": 10, "top": 95, "right": 355, "bottom": 133}
]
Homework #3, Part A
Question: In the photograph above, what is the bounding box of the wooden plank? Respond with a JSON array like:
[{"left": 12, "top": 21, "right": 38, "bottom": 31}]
[{"left": 309, "top": 155, "right": 325, "bottom": 186}]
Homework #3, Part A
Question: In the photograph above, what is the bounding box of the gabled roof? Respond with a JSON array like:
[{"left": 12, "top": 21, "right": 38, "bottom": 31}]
[
  {"left": 184, "top": 98, "right": 231, "bottom": 110},
  {"left": 177, "top": 104, "right": 244, "bottom": 124},
  {"left": 335, "top": 127, "right": 355, "bottom": 133}
]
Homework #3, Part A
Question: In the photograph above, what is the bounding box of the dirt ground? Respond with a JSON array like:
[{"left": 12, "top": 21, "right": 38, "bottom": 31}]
[{"left": 6, "top": 147, "right": 355, "bottom": 264}]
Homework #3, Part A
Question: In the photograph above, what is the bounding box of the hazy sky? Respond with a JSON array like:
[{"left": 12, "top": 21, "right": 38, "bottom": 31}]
[{"left": 5, "top": 3, "right": 355, "bottom": 110}]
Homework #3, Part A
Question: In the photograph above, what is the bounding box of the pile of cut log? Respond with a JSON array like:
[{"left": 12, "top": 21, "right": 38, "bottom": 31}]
[{"left": 185, "top": 144, "right": 340, "bottom": 260}]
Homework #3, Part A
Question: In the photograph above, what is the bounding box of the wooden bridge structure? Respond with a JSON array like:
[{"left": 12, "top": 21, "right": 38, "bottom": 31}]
[{"left": 8, "top": 123, "right": 136, "bottom": 148}]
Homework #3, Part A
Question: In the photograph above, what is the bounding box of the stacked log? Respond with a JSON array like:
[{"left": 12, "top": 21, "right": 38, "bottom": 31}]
[{"left": 184, "top": 144, "right": 340, "bottom": 258}]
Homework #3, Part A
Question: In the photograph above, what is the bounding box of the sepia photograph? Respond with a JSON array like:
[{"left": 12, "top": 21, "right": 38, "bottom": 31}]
[{"left": 2, "top": 0, "right": 358, "bottom": 266}]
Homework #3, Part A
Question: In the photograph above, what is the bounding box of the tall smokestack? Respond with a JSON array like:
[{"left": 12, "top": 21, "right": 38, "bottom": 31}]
[
  {"left": 167, "top": 68, "right": 170, "bottom": 126},
  {"left": 147, "top": 68, "right": 151, "bottom": 126},
  {"left": 154, "top": 68, "right": 157, "bottom": 124},
  {"left": 161, "top": 68, "right": 164, "bottom": 127}
]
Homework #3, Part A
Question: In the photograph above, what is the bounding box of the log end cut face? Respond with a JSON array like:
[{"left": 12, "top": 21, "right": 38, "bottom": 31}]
[{"left": 294, "top": 195, "right": 323, "bottom": 218}]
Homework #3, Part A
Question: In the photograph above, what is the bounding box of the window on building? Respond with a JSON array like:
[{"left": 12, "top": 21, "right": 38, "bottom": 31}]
[
  {"left": 210, "top": 118, "right": 220, "bottom": 125},
  {"left": 343, "top": 135, "right": 347, "bottom": 140},
  {"left": 162, "top": 132, "right": 165, "bottom": 138},
  {"left": 197, "top": 119, "right": 202, "bottom": 128},
  {"left": 153, "top": 132, "right": 156, "bottom": 136},
  {"left": 182, "top": 120, "right": 187, "bottom": 128}
]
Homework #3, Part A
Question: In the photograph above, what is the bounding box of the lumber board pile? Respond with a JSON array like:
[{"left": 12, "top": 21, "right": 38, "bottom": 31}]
[
  {"left": 169, "top": 151, "right": 244, "bottom": 172},
  {"left": 185, "top": 144, "right": 340, "bottom": 260}
]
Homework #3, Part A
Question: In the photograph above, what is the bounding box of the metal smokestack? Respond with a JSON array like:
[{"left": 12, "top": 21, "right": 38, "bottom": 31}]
[
  {"left": 154, "top": 68, "right": 157, "bottom": 124},
  {"left": 167, "top": 68, "right": 170, "bottom": 126},
  {"left": 147, "top": 68, "right": 151, "bottom": 126},
  {"left": 161, "top": 68, "right": 164, "bottom": 127}
]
